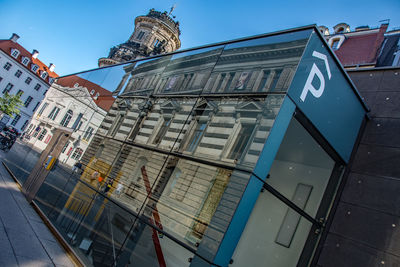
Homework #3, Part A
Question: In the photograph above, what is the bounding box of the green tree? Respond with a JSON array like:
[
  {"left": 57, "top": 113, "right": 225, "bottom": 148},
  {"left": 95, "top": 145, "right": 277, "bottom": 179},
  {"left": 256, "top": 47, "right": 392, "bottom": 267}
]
[{"left": 0, "top": 92, "right": 23, "bottom": 118}]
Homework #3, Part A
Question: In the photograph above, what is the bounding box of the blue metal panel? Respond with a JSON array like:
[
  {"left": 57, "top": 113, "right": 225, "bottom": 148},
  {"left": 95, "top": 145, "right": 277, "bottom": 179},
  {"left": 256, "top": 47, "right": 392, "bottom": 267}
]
[
  {"left": 287, "top": 31, "right": 367, "bottom": 163},
  {"left": 213, "top": 97, "right": 296, "bottom": 266}
]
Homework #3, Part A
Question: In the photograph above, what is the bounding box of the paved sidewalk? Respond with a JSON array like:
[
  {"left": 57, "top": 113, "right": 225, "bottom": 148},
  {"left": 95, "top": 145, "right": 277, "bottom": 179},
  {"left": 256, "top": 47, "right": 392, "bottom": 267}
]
[{"left": 0, "top": 161, "right": 75, "bottom": 267}]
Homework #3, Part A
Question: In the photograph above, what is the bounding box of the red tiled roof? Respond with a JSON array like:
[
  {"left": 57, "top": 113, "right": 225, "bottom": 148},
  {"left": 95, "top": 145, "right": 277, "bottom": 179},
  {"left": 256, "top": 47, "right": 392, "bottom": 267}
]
[
  {"left": 0, "top": 39, "right": 58, "bottom": 83},
  {"left": 56, "top": 75, "right": 115, "bottom": 112},
  {"left": 334, "top": 24, "right": 387, "bottom": 66}
]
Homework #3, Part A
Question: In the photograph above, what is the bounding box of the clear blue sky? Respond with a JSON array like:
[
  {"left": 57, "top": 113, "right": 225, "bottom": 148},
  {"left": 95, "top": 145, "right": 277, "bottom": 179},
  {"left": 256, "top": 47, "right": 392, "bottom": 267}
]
[{"left": 1, "top": 0, "right": 399, "bottom": 76}]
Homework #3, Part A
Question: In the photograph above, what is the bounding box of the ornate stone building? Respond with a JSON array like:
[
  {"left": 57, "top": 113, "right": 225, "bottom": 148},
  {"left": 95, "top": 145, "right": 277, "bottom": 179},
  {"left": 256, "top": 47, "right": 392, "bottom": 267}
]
[{"left": 98, "top": 9, "right": 181, "bottom": 67}]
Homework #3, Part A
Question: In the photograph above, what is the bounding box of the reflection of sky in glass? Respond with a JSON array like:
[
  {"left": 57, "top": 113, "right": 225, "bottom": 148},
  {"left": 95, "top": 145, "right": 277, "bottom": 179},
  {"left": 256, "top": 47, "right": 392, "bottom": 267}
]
[
  {"left": 225, "top": 29, "right": 312, "bottom": 50},
  {"left": 170, "top": 45, "right": 225, "bottom": 60},
  {"left": 77, "top": 65, "right": 126, "bottom": 92}
]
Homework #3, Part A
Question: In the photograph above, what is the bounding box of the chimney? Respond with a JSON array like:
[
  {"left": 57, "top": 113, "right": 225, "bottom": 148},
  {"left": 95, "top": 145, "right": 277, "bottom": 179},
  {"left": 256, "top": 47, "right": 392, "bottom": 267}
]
[
  {"left": 48, "top": 63, "right": 55, "bottom": 72},
  {"left": 32, "top": 49, "right": 39, "bottom": 59},
  {"left": 10, "top": 33, "right": 20, "bottom": 43}
]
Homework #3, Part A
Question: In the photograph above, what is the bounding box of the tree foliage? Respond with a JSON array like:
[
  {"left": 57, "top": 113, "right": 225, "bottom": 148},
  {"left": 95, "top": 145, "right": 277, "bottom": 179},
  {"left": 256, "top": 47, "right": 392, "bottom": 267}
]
[{"left": 0, "top": 92, "right": 23, "bottom": 117}]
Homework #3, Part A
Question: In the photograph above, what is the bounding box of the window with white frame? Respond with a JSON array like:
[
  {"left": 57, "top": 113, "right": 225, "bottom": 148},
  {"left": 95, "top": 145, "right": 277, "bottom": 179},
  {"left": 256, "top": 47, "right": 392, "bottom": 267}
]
[
  {"left": 11, "top": 115, "right": 20, "bottom": 126},
  {"left": 15, "top": 70, "right": 22, "bottom": 78},
  {"left": 60, "top": 109, "right": 73, "bottom": 127},
  {"left": 152, "top": 117, "right": 171, "bottom": 145},
  {"left": 34, "top": 84, "right": 41, "bottom": 91},
  {"left": 227, "top": 123, "right": 256, "bottom": 161},
  {"left": 38, "top": 129, "right": 47, "bottom": 141},
  {"left": 40, "top": 71, "right": 48, "bottom": 79},
  {"left": 94, "top": 92, "right": 99, "bottom": 100},
  {"left": 31, "top": 64, "right": 39, "bottom": 72},
  {"left": 90, "top": 89, "right": 95, "bottom": 95},
  {"left": 62, "top": 142, "right": 69, "bottom": 153},
  {"left": 71, "top": 148, "right": 83, "bottom": 160},
  {"left": 49, "top": 78, "right": 54, "bottom": 84},
  {"left": 38, "top": 102, "right": 48, "bottom": 116},
  {"left": 24, "top": 96, "right": 33, "bottom": 107},
  {"left": 83, "top": 126, "right": 94, "bottom": 141},
  {"left": 2, "top": 83, "right": 13, "bottom": 94},
  {"left": 25, "top": 77, "right": 32, "bottom": 84},
  {"left": 11, "top": 49, "right": 20, "bottom": 58},
  {"left": 22, "top": 57, "right": 30, "bottom": 66},
  {"left": 186, "top": 120, "right": 207, "bottom": 153},
  {"left": 48, "top": 106, "right": 60, "bottom": 120},
  {"left": 3, "top": 62, "right": 12, "bottom": 71}
]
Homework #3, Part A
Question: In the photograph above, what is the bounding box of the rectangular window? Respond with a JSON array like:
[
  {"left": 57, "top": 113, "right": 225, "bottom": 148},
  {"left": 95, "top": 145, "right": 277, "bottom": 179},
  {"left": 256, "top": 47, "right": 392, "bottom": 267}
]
[
  {"left": 22, "top": 57, "right": 30, "bottom": 66},
  {"left": 71, "top": 113, "right": 83, "bottom": 130},
  {"left": 228, "top": 124, "right": 255, "bottom": 160},
  {"left": 32, "top": 102, "right": 40, "bottom": 112},
  {"left": 2, "top": 83, "right": 13, "bottom": 94},
  {"left": 38, "top": 102, "right": 48, "bottom": 116},
  {"left": 3, "top": 62, "right": 12, "bottom": 71},
  {"left": 11, "top": 115, "right": 20, "bottom": 126},
  {"left": 48, "top": 106, "right": 60, "bottom": 120},
  {"left": 186, "top": 121, "right": 207, "bottom": 153},
  {"left": 16, "top": 90, "right": 24, "bottom": 97},
  {"left": 109, "top": 115, "right": 124, "bottom": 136},
  {"left": 21, "top": 120, "right": 29, "bottom": 131},
  {"left": 331, "top": 40, "right": 340, "bottom": 50},
  {"left": 11, "top": 49, "right": 19, "bottom": 58},
  {"left": 31, "top": 65, "right": 39, "bottom": 72},
  {"left": 38, "top": 129, "right": 47, "bottom": 141},
  {"left": 40, "top": 72, "right": 47, "bottom": 79},
  {"left": 62, "top": 142, "right": 69, "bottom": 153},
  {"left": 15, "top": 70, "right": 22, "bottom": 78},
  {"left": 25, "top": 77, "right": 32, "bottom": 84},
  {"left": 258, "top": 70, "right": 271, "bottom": 92},
  {"left": 269, "top": 69, "right": 282, "bottom": 92},
  {"left": 76, "top": 121, "right": 83, "bottom": 131},
  {"left": 83, "top": 126, "right": 94, "bottom": 141},
  {"left": 137, "top": 31, "right": 145, "bottom": 40},
  {"left": 152, "top": 117, "right": 171, "bottom": 145},
  {"left": 34, "top": 84, "right": 41, "bottom": 91},
  {"left": 24, "top": 96, "right": 33, "bottom": 107}
]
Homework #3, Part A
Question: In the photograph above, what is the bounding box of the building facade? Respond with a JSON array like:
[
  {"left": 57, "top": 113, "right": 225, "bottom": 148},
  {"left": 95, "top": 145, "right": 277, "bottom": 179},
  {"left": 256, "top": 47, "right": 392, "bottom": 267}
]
[
  {"left": 98, "top": 8, "right": 181, "bottom": 67},
  {"left": 26, "top": 75, "right": 114, "bottom": 166},
  {"left": 0, "top": 33, "right": 58, "bottom": 132},
  {"left": 19, "top": 26, "right": 370, "bottom": 267}
]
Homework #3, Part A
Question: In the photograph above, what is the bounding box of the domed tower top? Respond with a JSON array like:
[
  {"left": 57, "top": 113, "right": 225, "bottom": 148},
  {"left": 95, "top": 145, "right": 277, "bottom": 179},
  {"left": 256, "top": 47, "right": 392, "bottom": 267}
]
[{"left": 98, "top": 8, "right": 181, "bottom": 67}]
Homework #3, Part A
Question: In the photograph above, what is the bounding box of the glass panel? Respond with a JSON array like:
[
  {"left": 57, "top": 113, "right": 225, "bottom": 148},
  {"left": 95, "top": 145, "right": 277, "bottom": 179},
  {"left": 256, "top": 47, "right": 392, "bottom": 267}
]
[
  {"left": 179, "top": 95, "right": 285, "bottom": 169},
  {"left": 129, "top": 98, "right": 198, "bottom": 151},
  {"left": 160, "top": 46, "right": 224, "bottom": 95},
  {"left": 3, "top": 135, "right": 44, "bottom": 184},
  {"left": 269, "top": 118, "right": 335, "bottom": 218},
  {"left": 120, "top": 56, "right": 172, "bottom": 96},
  {"left": 208, "top": 29, "right": 311, "bottom": 94},
  {"left": 232, "top": 178, "right": 314, "bottom": 267},
  {"left": 34, "top": 169, "right": 214, "bottom": 266},
  {"left": 137, "top": 156, "right": 234, "bottom": 247}
]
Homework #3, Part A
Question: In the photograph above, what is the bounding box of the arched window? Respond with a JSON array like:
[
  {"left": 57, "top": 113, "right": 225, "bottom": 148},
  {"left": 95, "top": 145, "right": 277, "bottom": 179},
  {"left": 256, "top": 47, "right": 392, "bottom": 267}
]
[{"left": 60, "top": 110, "right": 73, "bottom": 127}]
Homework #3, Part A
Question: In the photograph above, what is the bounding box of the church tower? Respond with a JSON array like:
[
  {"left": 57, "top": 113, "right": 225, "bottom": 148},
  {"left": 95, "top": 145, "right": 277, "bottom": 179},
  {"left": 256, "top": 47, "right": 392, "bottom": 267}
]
[{"left": 98, "top": 8, "right": 181, "bottom": 67}]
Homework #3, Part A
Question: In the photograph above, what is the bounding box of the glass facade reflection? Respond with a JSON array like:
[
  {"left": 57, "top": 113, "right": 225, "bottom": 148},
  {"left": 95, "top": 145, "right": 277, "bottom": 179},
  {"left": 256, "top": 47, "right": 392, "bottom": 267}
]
[{"left": 8, "top": 26, "right": 368, "bottom": 267}]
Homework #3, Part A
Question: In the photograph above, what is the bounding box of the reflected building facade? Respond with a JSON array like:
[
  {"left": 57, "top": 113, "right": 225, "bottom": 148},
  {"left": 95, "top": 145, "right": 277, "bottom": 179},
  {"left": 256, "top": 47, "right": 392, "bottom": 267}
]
[{"left": 28, "top": 27, "right": 368, "bottom": 267}]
